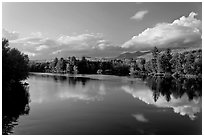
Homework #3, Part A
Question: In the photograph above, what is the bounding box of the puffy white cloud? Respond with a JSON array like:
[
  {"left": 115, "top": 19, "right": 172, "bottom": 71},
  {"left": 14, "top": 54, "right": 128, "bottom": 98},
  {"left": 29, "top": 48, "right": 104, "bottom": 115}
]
[
  {"left": 173, "top": 12, "right": 201, "bottom": 29},
  {"left": 131, "top": 10, "right": 148, "bottom": 21},
  {"left": 122, "top": 12, "right": 202, "bottom": 49},
  {"left": 2, "top": 28, "right": 20, "bottom": 40}
]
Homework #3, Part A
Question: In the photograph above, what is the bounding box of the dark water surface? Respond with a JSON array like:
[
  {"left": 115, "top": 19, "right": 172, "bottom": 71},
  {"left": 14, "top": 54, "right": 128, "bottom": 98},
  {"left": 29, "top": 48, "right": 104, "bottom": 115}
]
[{"left": 3, "top": 73, "right": 202, "bottom": 135}]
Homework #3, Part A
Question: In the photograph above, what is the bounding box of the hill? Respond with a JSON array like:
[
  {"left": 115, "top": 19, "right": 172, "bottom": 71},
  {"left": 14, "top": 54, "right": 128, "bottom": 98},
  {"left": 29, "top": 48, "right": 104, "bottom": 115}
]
[{"left": 116, "top": 51, "right": 151, "bottom": 59}]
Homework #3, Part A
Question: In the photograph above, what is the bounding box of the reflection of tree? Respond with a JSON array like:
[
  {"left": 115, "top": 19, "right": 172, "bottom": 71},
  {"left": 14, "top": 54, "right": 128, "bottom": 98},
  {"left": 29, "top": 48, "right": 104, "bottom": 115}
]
[
  {"left": 67, "top": 77, "right": 93, "bottom": 87},
  {"left": 30, "top": 74, "right": 93, "bottom": 87},
  {"left": 183, "top": 78, "right": 202, "bottom": 100},
  {"left": 53, "top": 76, "right": 92, "bottom": 86},
  {"left": 145, "top": 77, "right": 202, "bottom": 102},
  {"left": 2, "top": 82, "right": 30, "bottom": 135},
  {"left": 148, "top": 77, "right": 160, "bottom": 102}
]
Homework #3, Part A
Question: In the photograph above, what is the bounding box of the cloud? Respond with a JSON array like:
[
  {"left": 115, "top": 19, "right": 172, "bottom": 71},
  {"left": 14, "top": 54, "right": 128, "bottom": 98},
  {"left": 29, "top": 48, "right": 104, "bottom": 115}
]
[
  {"left": 7, "top": 31, "right": 116, "bottom": 59},
  {"left": 52, "top": 49, "right": 62, "bottom": 55},
  {"left": 131, "top": 10, "right": 148, "bottom": 21},
  {"left": 30, "top": 32, "right": 43, "bottom": 37},
  {"left": 2, "top": 28, "right": 20, "bottom": 40},
  {"left": 57, "top": 33, "right": 112, "bottom": 50},
  {"left": 36, "top": 45, "right": 49, "bottom": 51},
  {"left": 123, "top": 12, "right": 202, "bottom": 50},
  {"left": 23, "top": 51, "right": 36, "bottom": 57},
  {"left": 8, "top": 33, "right": 58, "bottom": 58},
  {"left": 10, "top": 36, "right": 43, "bottom": 45},
  {"left": 132, "top": 114, "right": 148, "bottom": 122}
]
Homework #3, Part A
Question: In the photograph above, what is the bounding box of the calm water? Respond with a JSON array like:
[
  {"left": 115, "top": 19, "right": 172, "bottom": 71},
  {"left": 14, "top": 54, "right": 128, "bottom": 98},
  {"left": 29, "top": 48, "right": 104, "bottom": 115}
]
[{"left": 3, "top": 73, "right": 202, "bottom": 135}]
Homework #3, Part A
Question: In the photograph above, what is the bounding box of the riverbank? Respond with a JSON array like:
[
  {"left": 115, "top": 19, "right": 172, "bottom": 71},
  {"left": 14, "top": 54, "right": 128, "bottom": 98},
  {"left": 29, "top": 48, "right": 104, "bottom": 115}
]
[
  {"left": 144, "top": 72, "right": 201, "bottom": 79},
  {"left": 29, "top": 72, "right": 138, "bottom": 82},
  {"left": 29, "top": 71, "right": 201, "bottom": 85}
]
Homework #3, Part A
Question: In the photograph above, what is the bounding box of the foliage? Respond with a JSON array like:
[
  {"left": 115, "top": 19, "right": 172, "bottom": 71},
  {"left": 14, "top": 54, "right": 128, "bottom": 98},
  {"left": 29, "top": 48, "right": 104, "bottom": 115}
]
[
  {"left": 145, "top": 47, "right": 201, "bottom": 78},
  {"left": 112, "top": 63, "right": 130, "bottom": 76},
  {"left": 56, "top": 57, "right": 66, "bottom": 72},
  {"left": 2, "top": 38, "right": 29, "bottom": 85},
  {"left": 158, "top": 48, "right": 172, "bottom": 73},
  {"left": 151, "top": 47, "right": 160, "bottom": 73}
]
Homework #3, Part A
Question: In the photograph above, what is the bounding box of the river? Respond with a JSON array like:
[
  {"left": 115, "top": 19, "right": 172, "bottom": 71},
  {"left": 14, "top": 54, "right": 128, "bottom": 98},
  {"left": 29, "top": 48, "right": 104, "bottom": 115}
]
[{"left": 3, "top": 73, "right": 202, "bottom": 135}]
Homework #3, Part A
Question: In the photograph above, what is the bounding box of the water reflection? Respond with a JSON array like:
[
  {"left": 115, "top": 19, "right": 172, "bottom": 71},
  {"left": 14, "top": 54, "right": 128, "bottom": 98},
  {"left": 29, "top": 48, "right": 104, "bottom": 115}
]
[
  {"left": 145, "top": 77, "right": 201, "bottom": 102},
  {"left": 28, "top": 74, "right": 107, "bottom": 103},
  {"left": 8, "top": 74, "right": 202, "bottom": 135},
  {"left": 132, "top": 114, "right": 148, "bottom": 123},
  {"left": 122, "top": 77, "right": 202, "bottom": 120},
  {"left": 2, "top": 82, "right": 30, "bottom": 135},
  {"left": 30, "top": 73, "right": 93, "bottom": 87}
]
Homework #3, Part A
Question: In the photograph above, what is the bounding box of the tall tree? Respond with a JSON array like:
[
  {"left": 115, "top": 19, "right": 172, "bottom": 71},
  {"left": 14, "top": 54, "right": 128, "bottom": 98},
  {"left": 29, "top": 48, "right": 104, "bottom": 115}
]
[
  {"left": 56, "top": 57, "right": 66, "bottom": 72},
  {"left": 184, "top": 52, "right": 195, "bottom": 75},
  {"left": 50, "top": 57, "right": 58, "bottom": 72},
  {"left": 159, "top": 48, "right": 172, "bottom": 73},
  {"left": 78, "top": 56, "right": 88, "bottom": 74},
  {"left": 2, "top": 38, "right": 29, "bottom": 88},
  {"left": 151, "top": 46, "right": 160, "bottom": 73},
  {"left": 140, "top": 58, "right": 146, "bottom": 71}
]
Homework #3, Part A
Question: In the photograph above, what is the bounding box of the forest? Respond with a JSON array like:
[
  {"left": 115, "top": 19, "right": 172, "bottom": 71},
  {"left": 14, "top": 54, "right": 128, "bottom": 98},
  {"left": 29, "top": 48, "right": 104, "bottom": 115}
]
[{"left": 29, "top": 47, "right": 202, "bottom": 78}]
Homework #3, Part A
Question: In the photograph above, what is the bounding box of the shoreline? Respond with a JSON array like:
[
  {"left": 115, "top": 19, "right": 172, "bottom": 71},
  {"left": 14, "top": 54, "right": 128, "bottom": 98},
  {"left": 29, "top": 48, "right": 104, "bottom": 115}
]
[{"left": 29, "top": 72, "right": 201, "bottom": 80}]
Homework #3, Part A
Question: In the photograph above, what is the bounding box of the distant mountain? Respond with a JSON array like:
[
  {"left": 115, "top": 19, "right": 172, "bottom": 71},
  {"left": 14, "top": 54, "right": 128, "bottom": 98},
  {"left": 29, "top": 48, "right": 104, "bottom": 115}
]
[
  {"left": 138, "top": 47, "right": 202, "bottom": 61},
  {"left": 116, "top": 47, "right": 202, "bottom": 61},
  {"left": 116, "top": 51, "right": 151, "bottom": 59}
]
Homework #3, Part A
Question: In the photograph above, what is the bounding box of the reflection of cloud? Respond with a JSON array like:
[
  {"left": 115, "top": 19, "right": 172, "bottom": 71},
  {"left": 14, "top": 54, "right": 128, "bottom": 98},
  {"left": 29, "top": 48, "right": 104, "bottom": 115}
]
[
  {"left": 58, "top": 83, "right": 106, "bottom": 101},
  {"left": 122, "top": 12, "right": 202, "bottom": 50},
  {"left": 174, "top": 105, "right": 200, "bottom": 120},
  {"left": 132, "top": 114, "right": 148, "bottom": 122},
  {"left": 122, "top": 85, "right": 202, "bottom": 120},
  {"left": 28, "top": 76, "right": 107, "bottom": 104}
]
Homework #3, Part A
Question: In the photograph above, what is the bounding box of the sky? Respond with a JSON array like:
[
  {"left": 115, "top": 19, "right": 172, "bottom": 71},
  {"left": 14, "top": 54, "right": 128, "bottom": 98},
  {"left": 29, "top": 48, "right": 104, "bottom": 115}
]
[{"left": 2, "top": 2, "right": 202, "bottom": 60}]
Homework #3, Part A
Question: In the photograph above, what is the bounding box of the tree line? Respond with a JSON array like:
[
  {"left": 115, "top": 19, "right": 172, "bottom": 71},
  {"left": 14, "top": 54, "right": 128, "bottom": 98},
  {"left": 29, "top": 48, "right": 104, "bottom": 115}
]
[
  {"left": 29, "top": 47, "right": 201, "bottom": 78},
  {"left": 2, "top": 38, "right": 201, "bottom": 79},
  {"left": 29, "top": 56, "right": 130, "bottom": 76},
  {"left": 130, "top": 47, "right": 202, "bottom": 78}
]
